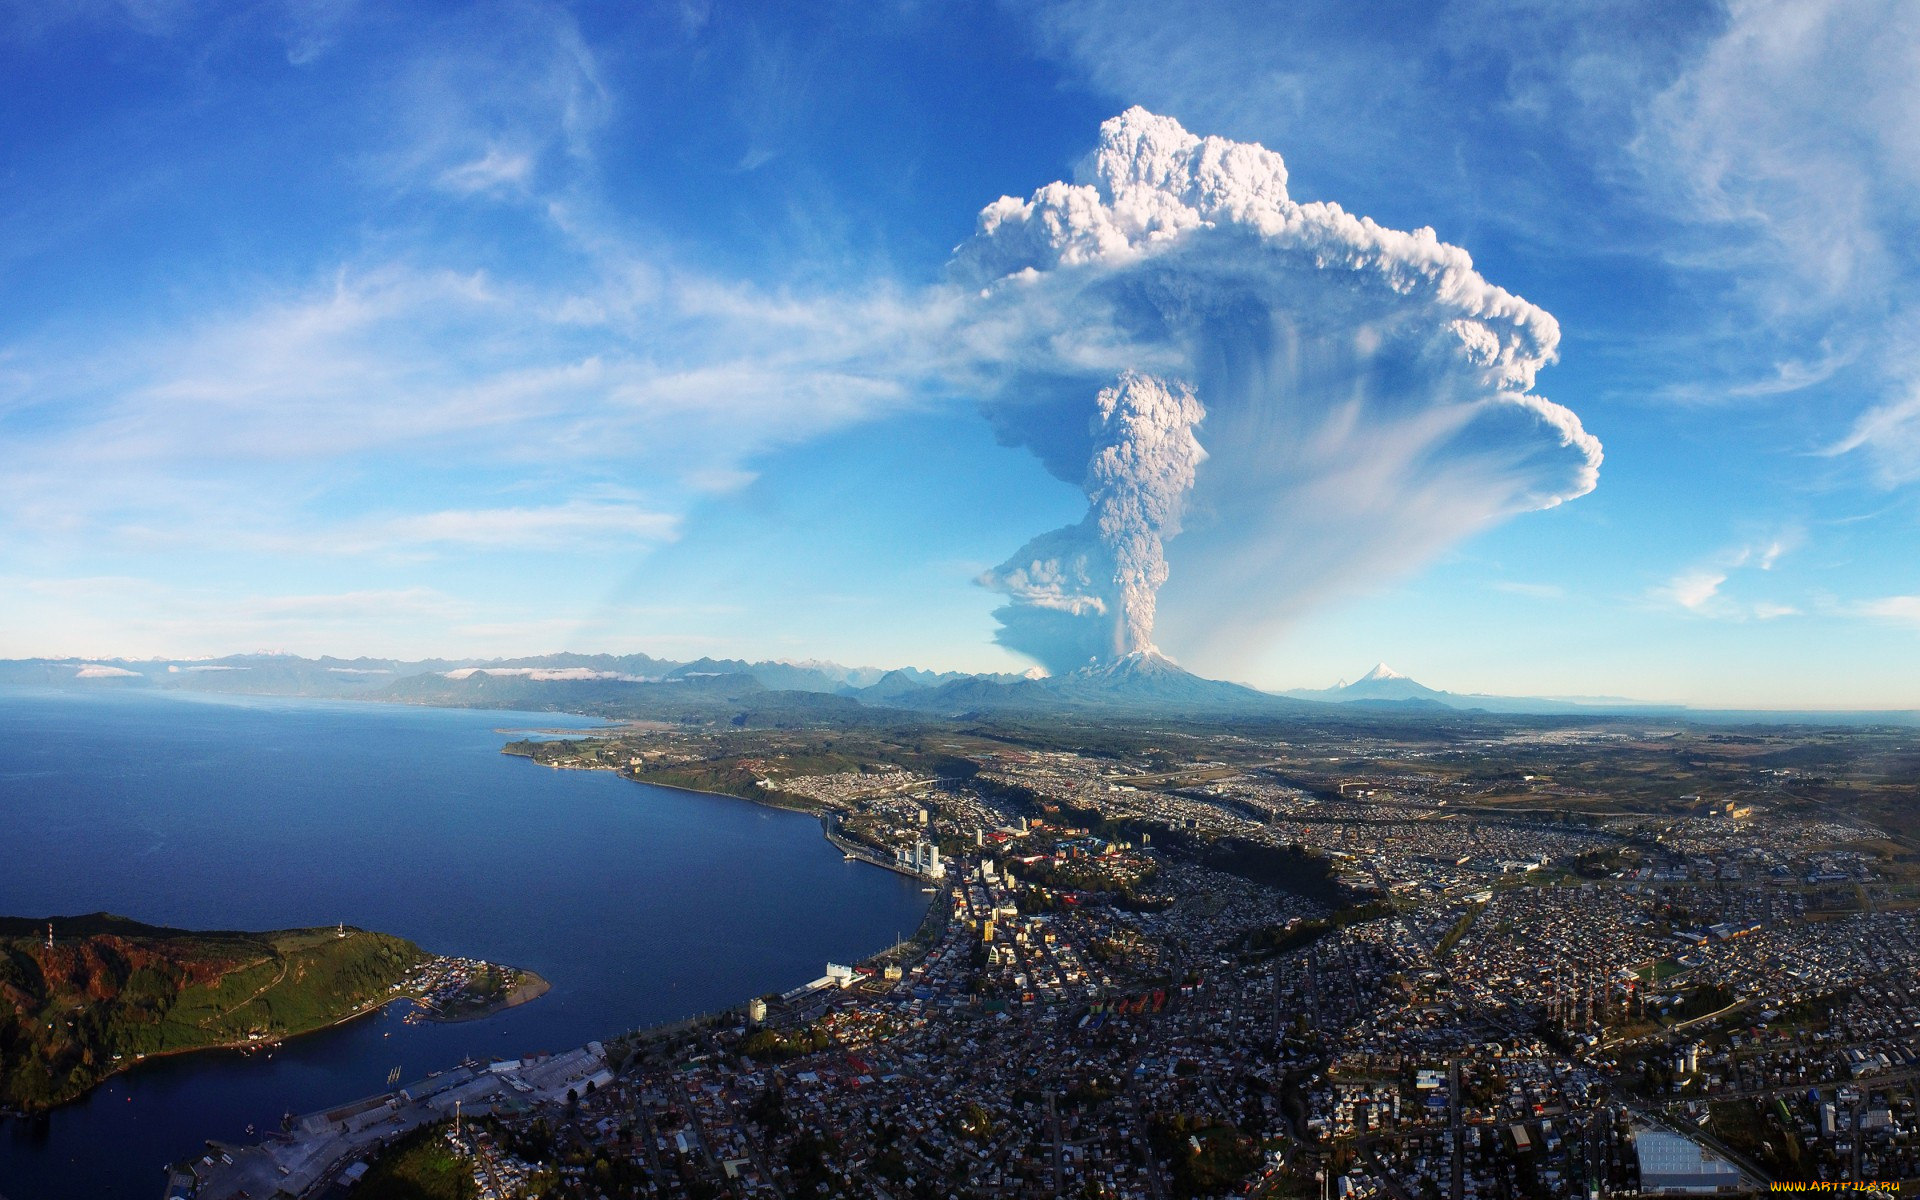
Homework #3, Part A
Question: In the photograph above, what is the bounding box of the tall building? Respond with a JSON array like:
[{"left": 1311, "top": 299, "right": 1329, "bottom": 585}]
[{"left": 908, "top": 839, "right": 945, "bottom": 879}]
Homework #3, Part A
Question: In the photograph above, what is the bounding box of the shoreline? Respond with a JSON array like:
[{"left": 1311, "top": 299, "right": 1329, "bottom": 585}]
[
  {"left": 421, "top": 971, "right": 552, "bottom": 1024},
  {"left": 3, "top": 990, "right": 406, "bottom": 1118},
  {"left": 18, "top": 764, "right": 910, "bottom": 1115},
  {"left": 514, "top": 755, "right": 946, "bottom": 886},
  {"left": 503, "top": 749, "right": 828, "bottom": 817},
  {"left": 498, "top": 752, "right": 949, "bottom": 1046},
  {"left": 2, "top": 962, "right": 553, "bottom": 1118},
  {"left": 621, "top": 772, "right": 823, "bottom": 815},
  {"left": 10, "top": 721, "right": 912, "bottom": 1129}
]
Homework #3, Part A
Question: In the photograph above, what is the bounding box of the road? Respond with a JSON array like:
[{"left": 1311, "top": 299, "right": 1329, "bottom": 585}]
[
  {"left": 1049, "top": 1091, "right": 1063, "bottom": 1198},
  {"left": 1449, "top": 1057, "right": 1464, "bottom": 1200},
  {"left": 1697, "top": 1062, "right": 1920, "bottom": 1104}
]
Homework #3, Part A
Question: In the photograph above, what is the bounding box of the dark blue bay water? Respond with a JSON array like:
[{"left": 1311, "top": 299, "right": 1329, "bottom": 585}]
[{"left": 0, "top": 687, "right": 927, "bottom": 1200}]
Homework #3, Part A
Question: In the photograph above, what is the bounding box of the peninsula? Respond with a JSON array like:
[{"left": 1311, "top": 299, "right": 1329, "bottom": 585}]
[{"left": 0, "top": 913, "right": 545, "bottom": 1112}]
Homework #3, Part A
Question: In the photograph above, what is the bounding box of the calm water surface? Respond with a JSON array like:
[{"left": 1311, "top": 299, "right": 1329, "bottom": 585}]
[{"left": 0, "top": 687, "right": 927, "bottom": 1200}]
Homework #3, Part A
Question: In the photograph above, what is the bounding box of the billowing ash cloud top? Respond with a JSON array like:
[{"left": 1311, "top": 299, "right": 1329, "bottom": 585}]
[{"left": 953, "top": 108, "right": 1602, "bottom": 676}]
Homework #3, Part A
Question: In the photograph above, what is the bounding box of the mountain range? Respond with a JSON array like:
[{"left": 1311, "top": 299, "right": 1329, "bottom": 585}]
[
  {"left": 1, "top": 652, "right": 1909, "bottom": 724},
  {"left": 0, "top": 649, "right": 1281, "bottom": 717},
  {"left": 1282, "top": 663, "right": 1698, "bottom": 716}
]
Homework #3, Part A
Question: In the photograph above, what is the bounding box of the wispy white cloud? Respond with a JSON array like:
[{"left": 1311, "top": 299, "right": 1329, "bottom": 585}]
[
  {"left": 0, "top": 252, "right": 953, "bottom": 569},
  {"left": 1754, "top": 535, "right": 1793, "bottom": 570},
  {"left": 369, "top": 2, "right": 609, "bottom": 196},
  {"left": 334, "top": 501, "right": 680, "bottom": 554},
  {"left": 1638, "top": 0, "right": 1920, "bottom": 304},
  {"left": 1658, "top": 568, "right": 1727, "bottom": 613},
  {"left": 1653, "top": 529, "right": 1802, "bottom": 618},
  {"left": 438, "top": 146, "right": 536, "bottom": 196},
  {"left": 1630, "top": 0, "right": 1920, "bottom": 474},
  {"left": 1854, "top": 596, "right": 1920, "bottom": 627},
  {"left": 1822, "top": 387, "right": 1920, "bottom": 485}
]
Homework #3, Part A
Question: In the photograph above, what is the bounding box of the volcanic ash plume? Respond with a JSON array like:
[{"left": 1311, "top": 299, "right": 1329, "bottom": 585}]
[
  {"left": 983, "top": 372, "right": 1205, "bottom": 668},
  {"left": 1089, "top": 372, "right": 1205, "bottom": 655},
  {"left": 955, "top": 108, "right": 1603, "bottom": 676}
]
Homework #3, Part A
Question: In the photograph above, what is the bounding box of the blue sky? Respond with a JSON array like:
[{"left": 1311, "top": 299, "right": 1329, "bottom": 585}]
[{"left": 3, "top": 0, "right": 1919, "bottom": 708}]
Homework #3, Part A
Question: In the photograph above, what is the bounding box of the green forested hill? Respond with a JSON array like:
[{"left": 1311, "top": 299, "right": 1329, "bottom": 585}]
[{"left": 0, "top": 913, "right": 425, "bottom": 1110}]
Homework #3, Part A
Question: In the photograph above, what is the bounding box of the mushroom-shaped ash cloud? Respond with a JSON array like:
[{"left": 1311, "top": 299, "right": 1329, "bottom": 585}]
[{"left": 954, "top": 108, "right": 1601, "bottom": 676}]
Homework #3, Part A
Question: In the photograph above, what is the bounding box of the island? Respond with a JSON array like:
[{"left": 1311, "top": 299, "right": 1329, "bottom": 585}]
[{"left": 0, "top": 913, "right": 546, "bottom": 1112}]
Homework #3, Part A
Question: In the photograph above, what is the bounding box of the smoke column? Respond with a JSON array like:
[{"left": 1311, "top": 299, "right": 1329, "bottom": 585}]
[
  {"left": 1090, "top": 372, "right": 1205, "bottom": 656},
  {"left": 982, "top": 371, "right": 1204, "bottom": 667}
]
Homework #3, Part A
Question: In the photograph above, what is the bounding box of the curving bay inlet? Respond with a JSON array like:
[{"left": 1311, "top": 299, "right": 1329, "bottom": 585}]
[{"left": 0, "top": 688, "right": 928, "bottom": 1200}]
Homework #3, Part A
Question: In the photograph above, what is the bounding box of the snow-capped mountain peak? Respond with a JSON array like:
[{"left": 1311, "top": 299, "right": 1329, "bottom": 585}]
[{"left": 1279, "top": 662, "right": 1446, "bottom": 706}]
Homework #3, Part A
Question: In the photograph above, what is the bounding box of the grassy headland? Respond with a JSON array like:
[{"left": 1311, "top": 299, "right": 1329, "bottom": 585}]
[{"left": 0, "top": 913, "right": 426, "bottom": 1111}]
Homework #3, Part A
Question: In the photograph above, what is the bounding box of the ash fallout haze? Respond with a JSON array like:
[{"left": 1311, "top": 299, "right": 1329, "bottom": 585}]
[{"left": 3, "top": 0, "right": 1920, "bottom": 705}]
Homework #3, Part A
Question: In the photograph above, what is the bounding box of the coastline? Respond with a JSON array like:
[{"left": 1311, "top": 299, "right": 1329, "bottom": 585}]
[
  {"left": 3, "top": 964, "right": 552, "bottom": 1117},
  {"left": 508, "top": 754, "right": 944, "bottom": 886},
  {"left": 5, "top": 990, "right": 405, "bottom": 1117},
  {"left": 0, "top": 691, "right": 936, "bottom": 1196},
  {"left": 12, "top": 729, "right": 888, "bottom": 1121},
  {"left": 501, "top": 748, "right": 826, "bottom": 815},
  {"left": 497, "top": 751, "right": 948, "bottom": 1044},
  {"left": 503, "top": 734, "right": 946, "bottom": 903},
  {"left": 625, "top": 773, "right": 822, "bottom": 815},
  {"left": 422, "top": 970, "right": 552, "bottom": 1024}
]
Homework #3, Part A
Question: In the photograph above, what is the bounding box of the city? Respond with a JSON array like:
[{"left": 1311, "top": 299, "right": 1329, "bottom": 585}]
[{"left": 170, "top": 713, "right": 1920, "bottom": 1198}]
